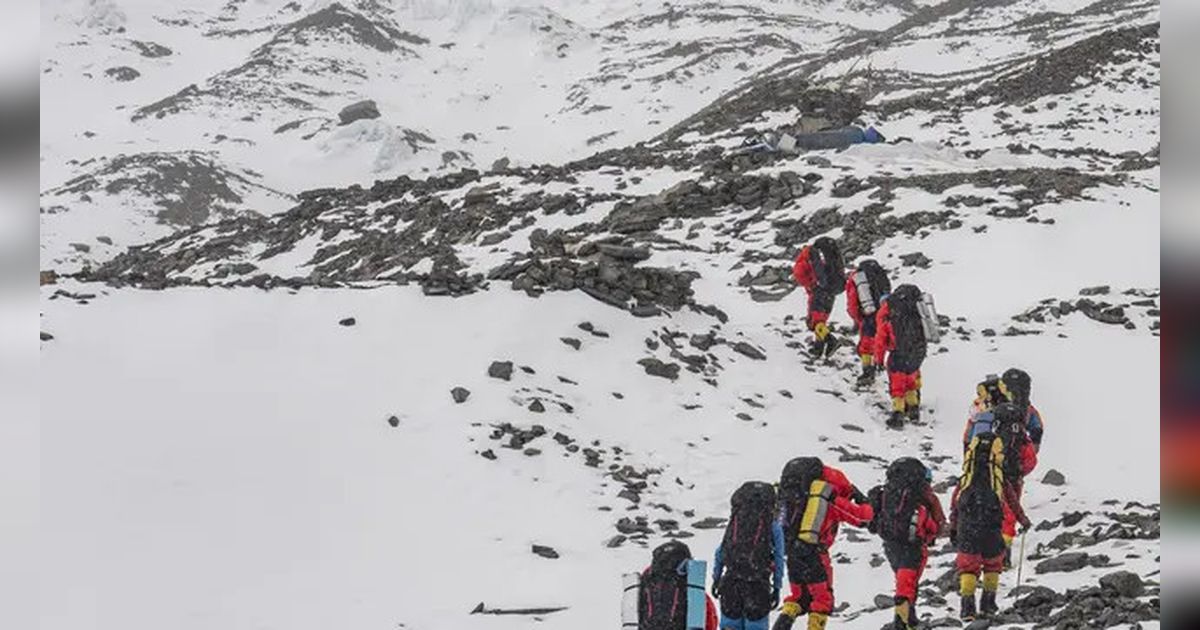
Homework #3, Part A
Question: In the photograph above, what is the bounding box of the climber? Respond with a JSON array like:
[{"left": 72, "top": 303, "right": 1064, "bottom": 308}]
[
  {"left": 772, "top": 457, "right": 873, "bottom": 630},
  {"left": 950, "top": 429, "right": 1032, "bottom": 622},
  {"left": 639, "top": 540, "right": 719, "bottom": 630},
  {"left": 711, "top": 482, "right": 786, "bottom": 630},
  {"left": 792, "top": 237, "right": 846, "bottom": 358},
  {"left": 961, "top": 374, "right": 1008, "bottom": 449},
  {"left": 868, "top": 458, "right": 946, "bottom": 630},
  {"left": 873, "top": 284, "right": 930, "bottom": 428},
  {"left": 992, "top": 402, "right": 1038, "bottom": 567},
  {"left": 999, "top": 368, "right": 1045, "bottom": 452},
  {"left": 964, "top": 370, "right": 1044, "bottom": 453},
  {"left": 844, "top": 258, "right": 891, "bottom": 386}
]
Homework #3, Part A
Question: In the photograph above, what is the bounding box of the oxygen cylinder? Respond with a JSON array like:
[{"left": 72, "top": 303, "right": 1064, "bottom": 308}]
[
  {"left": 685, "top": 560, "right": 707, "bottom": 630},
  {"left": 621, "top": 572, "right": 639, "bottom": 629},
  {"left": 855, "top": 269, "right": 877, "bottom": 315},
  {"left": 918, "top": 292, "right": 941, "bottom": 343}
]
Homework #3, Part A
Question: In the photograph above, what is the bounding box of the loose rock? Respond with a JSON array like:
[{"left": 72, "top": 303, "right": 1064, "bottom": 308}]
[{"left": 488, "top": 360, "right": 514, "bottom": 381}]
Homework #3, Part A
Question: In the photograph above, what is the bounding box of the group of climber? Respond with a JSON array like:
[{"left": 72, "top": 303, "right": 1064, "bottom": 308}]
[
  {"left": 792, "top": 237, "right": 938, "bottom": 429},
  {"left": 632, "top": 368, "right": 1046, "bottom": 630}
]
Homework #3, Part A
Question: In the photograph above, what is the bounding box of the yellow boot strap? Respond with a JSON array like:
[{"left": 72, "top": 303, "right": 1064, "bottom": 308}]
[
  {"left": 781, "top": 601, "right": 802, "bottom": 618},
  {"left": 892, "top": 397, "right": 906, "bottom": 412},
  {"left": 807, "top": 612, "right": 829, "bottom": 630},
  {"left": 815, "top": 321, "right": 830, "bottom": 340}
]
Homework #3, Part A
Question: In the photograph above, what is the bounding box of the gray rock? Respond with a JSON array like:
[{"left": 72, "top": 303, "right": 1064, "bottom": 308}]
[
  {"left": 631, "top": 304, "right": 662, "bottom": 318},
  {"left": 528, "top": 399, "right": 545, "bottom": 413},
  {"left": 105, "top": 66, "right": 141, "bottom": 82},
  {"left": 338, "top": 317, "right": 356, "bottom": 326},
  {"left": 1042, "top": 469, "right": 1067, "bottom": 486},
  {"left": 732, "top": 341, "right": 766, "bottom": 360},
  {"left": 596, "top": 243, "right": 651, "bottom": 261},
  {"left": 480, "top": 449, "right": 497, "bottom": 460},
  {"left": 900, "top": 252, "right": 933, "bottom": 268},
  {"left": 386, "top": 415, "right": 400, "bottom": 427},
  {"left": 605, "top": 535, "right": 627, "bottom": 548},
  {"left": 689, "top": 332, "right": 717, "bottom": 351},
  {"left": 1080, "top": 285, "right": 1111, "bottom": 296},
  {"left": 561, "top": 337, "right": 582, "bottom": 350},
  {"left": 70, "top": 242, "right": 92, "bottom": 253},
  {"left": 1035, "top": 551, "right": 1091, "bottom": 574},
  {"left": 531, "top": 544, "right": 559, "bottom": 559},
  {"left": 638, "top": 358, "right": 680, "bottom": 380},
  {"left": 131, "top": 40, "right": 173, "bottom": 57},
  {"left": 1099, "top": 570, "right": 1144, "bottom": 598},
  {"left": 338, "top": 100, "right": 381, "bottom": 125},
  {"left": 450, "top": 387, "right": 471, "bottom": 403},
  {"left": 479, "top": 231, "right": 510, "bottom": 246},
  {"left": 96, "top": 235, "right": 113, "bottom": 245},
  {"left": 692, "top": 517, "right": 727, "bottom": 530},
  {"left": 873, "top": 594, "right": 894, "bottom": 609},
  {"left": 488, "top": 360, "right": 514, "bottom": 381},
  {"left": 40, "top": 331, "right": 54, "bottom": 341}
]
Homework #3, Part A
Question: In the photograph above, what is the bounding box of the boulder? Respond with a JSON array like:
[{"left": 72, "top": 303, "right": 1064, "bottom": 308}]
[
  {"left": 531, "top": 544, "right": 559, "bottom": 559},
  {"left": 1042, "top": 469, "right": 1067, "bottom": 486},
  {"left": 450, "top": 387, "right": 471, "bottom": 403},
  {"left": 1099, "top": 571, "right": 1144, "bottom": 598},
  {"left": 105, "top": 66, "right": 141, "bottom": 82},
  {"left": 732, "top": 341, "right": 766, "bottom": 360},
  {"left": 338, "top": 99, "right": 381, "bottom": 125},
  {"left": 488, "top": 360, "right": 514, "bottom": 381},
  {"left": 1035, "top": 551, "right": 1090, "bottom": 574},
  {"left": 638, "top": 358, "right": 680, "bottom": 380}
]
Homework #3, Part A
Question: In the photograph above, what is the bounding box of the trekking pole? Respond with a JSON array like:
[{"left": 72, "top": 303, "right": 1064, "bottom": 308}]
[{"left": 1016, "top": 531, "right": 1027, "bottom": 588}]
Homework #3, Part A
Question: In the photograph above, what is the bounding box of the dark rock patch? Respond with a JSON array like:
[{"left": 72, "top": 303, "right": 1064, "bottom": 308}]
[{"left": 488, "top": 360, "right": 514, "bottom": 381}]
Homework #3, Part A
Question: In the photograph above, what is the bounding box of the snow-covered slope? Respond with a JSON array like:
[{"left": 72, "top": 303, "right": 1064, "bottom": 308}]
[
  {"left": 41, "top": 0, "right": 906, "bottom": 270},
  {"left": 39, "top": 1, "right": 1160, "bottom": 629}
]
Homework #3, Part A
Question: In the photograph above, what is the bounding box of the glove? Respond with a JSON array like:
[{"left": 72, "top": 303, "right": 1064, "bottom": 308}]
[
  {"left": 850, "top": 486, "right": 868, "bottom": 505},
  {"left": 1019, "top": 516, "right": 1032, "bottom": 533}
]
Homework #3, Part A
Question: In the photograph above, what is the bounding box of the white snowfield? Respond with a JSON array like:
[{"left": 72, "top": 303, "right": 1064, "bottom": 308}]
[{"left": 40, "top": 1, "right": 1159, "bottom": 629}]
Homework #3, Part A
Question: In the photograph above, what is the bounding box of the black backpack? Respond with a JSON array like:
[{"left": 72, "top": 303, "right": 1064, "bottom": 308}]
[
  {"left": 887, "top": 284, "right": 927, "bottom": 353},
  {"left": 779, "top": 457, "right": 825, "bottom": 540},
  {"left": 856, "top": 259, "right": 891, "bottom": 313},
  {"left": 871, "top": 457, "right": 929, "bottom": 543},
  {"left": 1001, "top": 368, "right": 1032, "bottom": 409},
  {"left": 721, "top": 481, "right": 777, "bottom": 582},
  {"left": 809, "top": 237, "right": 846, "bottom": 289},
  {"left": 991, "top": 403, "right": 1028, "bottom": 483},
  {"left": 957, "top": 433, "right": 1005, "bottom": 534},
  {"left": 640, "top": 541, "right": 692, "bottom": 630}
]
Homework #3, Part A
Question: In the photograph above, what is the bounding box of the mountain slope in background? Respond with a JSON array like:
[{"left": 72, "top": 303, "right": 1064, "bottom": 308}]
[{"left": 42, "top": 0, "right": 909, "bottom": 269}]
